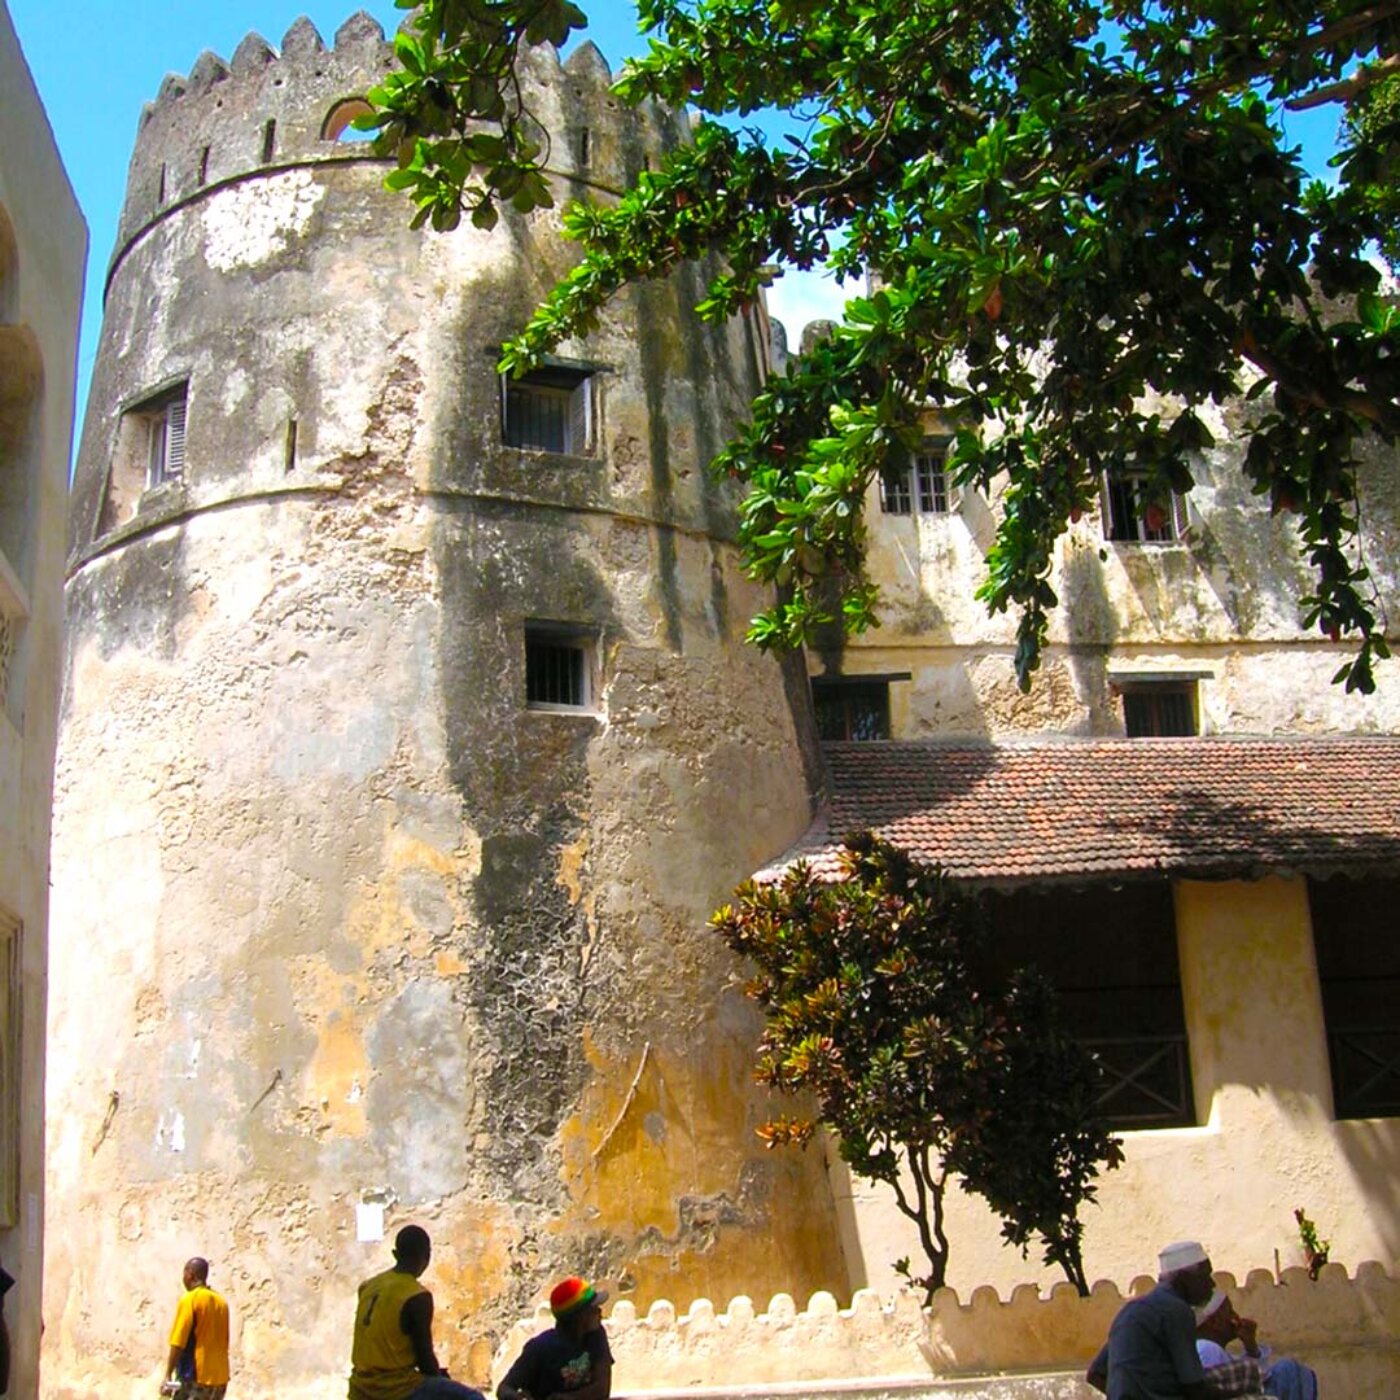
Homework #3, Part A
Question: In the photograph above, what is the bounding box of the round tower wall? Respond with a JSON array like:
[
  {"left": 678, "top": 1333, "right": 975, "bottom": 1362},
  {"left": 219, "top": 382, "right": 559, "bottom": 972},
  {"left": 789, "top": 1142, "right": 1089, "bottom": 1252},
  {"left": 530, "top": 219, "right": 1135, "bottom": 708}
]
[{"left": 48, "top": 17, "right": 836, "bottom": 1400}]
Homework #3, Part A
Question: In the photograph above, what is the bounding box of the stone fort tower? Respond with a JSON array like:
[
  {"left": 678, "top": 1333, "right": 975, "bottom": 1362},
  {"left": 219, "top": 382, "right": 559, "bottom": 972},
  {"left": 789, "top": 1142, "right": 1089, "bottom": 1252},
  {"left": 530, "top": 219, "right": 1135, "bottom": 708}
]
[{"left": 47, "top": 14, "right": 842, "bottom": 1396}]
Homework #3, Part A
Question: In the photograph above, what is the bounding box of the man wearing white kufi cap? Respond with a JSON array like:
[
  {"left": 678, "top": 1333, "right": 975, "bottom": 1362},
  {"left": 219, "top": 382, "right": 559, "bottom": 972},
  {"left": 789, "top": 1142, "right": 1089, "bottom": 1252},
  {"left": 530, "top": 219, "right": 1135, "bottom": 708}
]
[{"left": 1085, "top": 1241, "right": 1215, "bottom": 1398}]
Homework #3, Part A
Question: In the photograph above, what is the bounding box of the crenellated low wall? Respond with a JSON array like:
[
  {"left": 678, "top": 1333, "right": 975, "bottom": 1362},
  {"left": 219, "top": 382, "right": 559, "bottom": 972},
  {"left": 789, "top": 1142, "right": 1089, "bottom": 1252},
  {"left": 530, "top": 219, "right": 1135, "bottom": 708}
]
[{"left": 494, "top": 1260, "right": 1400, "bottom": 1398}]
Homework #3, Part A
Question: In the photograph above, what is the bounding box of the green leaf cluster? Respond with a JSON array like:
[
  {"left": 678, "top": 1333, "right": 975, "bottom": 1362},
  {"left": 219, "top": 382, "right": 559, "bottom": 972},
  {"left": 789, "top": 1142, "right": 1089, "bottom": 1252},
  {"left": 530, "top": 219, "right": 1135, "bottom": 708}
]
[
  {"left": 711, "top": 833, "right": 1122, "bottom": 1300},
  {"left": 380, "top": 0, "right": 1400, "bottom": 690}
]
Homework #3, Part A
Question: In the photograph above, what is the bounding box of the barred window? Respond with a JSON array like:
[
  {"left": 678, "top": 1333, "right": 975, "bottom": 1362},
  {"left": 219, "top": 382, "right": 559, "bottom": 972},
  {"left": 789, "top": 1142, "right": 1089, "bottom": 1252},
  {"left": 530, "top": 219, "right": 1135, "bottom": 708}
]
[
  {"left": 1102, "top": 470, "right": 1189, "bottom": 542},
  {"left": 880, "top": 441, "right": 957, "bottom": 515},
  {"left": 525, "top": 624, "right": 597, "bottom": 711},
  {"left": 812, "top": 677, "right": 895, "bottom": 741},
  {"left": 502, "top": 367, "right": 595, "bottom": 456}
]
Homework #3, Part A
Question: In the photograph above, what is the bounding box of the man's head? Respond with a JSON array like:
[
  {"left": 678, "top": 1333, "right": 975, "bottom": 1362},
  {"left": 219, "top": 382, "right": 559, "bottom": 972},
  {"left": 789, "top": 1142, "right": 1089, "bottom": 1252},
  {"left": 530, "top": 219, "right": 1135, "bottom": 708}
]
[
  {"left": 1194, "top": 1288, "right": 1237, "bottom": 1344},
  {"left": 182, "top": 1258, "right": 209, "bottom": 1291},
  {"left": 1158, "top": 1240, "right": 1214, "bottom": 1307},
  {"left": 392, "top": 1225, "right": 432, "bottom": 1277},
  {"left": 549, "top": 1277, "right": 608, "bottom": 1335}
]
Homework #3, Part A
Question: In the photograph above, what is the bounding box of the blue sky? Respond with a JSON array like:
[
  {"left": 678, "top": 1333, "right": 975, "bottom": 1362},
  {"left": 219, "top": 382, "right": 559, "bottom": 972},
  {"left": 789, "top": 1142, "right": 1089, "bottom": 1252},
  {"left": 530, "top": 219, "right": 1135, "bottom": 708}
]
[{"left": 9, "top": 0, "right": 1345, "bottom": 440}]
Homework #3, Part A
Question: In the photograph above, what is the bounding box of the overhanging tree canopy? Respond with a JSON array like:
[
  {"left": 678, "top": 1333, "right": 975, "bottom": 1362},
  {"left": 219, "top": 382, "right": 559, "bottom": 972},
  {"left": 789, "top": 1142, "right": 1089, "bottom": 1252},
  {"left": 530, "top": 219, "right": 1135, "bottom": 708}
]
[{"left": 367, "top": 0, "right": 1400, "bottom": 690}]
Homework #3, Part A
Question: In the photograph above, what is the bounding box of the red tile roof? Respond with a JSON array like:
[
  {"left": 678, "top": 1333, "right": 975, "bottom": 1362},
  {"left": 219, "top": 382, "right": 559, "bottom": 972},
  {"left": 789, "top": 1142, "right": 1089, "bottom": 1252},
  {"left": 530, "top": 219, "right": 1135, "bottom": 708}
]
[{"left": 765, "top": 736, "right": 1400, "bottom": 887}]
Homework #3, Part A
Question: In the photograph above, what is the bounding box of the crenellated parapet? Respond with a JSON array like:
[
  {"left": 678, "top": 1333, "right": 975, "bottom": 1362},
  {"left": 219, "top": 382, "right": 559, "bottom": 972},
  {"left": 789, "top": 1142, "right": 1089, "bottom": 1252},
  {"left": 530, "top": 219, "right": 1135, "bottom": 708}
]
[
  {"left": 495, "top": 1262, "right": 1400, "bottom": 1394},
  {"left": 114, "top": 10, "right": 683, "bottom": 276}
]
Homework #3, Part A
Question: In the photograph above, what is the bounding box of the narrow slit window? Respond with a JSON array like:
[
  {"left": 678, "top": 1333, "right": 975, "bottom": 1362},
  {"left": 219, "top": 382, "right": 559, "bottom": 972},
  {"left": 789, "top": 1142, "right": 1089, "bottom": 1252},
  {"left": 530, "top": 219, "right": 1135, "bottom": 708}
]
[
  {"left": 284, "top": 418, "right": 298, "bottom": 473},
  {"left": 198, "top": 146, "right": 210, "bottom": 186},
  {"left": 262, "top": 119, "right": 277, "bottom": 163}
]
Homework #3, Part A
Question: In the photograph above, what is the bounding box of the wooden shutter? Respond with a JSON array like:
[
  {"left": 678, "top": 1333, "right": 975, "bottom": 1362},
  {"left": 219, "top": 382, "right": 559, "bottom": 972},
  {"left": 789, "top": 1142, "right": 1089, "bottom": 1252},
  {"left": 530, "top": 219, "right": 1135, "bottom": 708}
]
[
  {"left": 568, "top": 376, "right": 592, "bottom": 456},
  {"left": 165, "top": 396, "right": 187, "bottom": 479}
]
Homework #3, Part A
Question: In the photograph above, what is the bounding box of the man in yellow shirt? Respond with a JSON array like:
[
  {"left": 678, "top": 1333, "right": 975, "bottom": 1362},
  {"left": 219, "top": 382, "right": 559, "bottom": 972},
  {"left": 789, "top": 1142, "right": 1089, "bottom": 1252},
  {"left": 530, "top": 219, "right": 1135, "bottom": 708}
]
[
  {"left": 163, "top": 1257, "right": 230, "bottom": 1400},
  {"left": 349, "top": 1225, "right": 483, "bottom": 1400}
]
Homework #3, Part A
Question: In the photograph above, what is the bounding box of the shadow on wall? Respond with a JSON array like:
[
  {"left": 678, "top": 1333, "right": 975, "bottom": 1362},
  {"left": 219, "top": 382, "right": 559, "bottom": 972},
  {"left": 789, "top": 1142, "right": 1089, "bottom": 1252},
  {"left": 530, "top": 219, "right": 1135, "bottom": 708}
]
[{"left": 1335, "top": 1115, "right": 1400, "bottom": 1265}]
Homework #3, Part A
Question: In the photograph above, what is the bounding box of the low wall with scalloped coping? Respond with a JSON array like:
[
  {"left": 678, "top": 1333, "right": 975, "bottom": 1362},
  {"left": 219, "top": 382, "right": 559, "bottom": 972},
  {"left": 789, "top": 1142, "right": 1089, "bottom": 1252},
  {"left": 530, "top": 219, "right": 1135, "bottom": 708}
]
[{"left": 495, "top": 1260, "right": 1400, "bottom": 1399}]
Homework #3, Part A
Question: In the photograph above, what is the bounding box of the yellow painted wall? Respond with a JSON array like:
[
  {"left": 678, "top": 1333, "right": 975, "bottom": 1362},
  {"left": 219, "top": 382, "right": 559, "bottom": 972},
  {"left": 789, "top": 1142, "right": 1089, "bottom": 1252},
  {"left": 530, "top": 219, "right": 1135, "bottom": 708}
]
[{"left": 837, "top": 875, "right": 1400, "bottom": 1300}]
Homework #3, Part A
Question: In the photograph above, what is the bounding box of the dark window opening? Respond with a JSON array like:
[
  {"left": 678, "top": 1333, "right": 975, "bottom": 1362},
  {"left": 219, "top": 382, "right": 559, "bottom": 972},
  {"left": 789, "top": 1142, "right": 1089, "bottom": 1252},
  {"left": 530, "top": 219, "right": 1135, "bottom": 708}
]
[
  {"left": 502, "top": 367, "right": 595, "bottom": 456},
  {"left": 577, "top": 127, "right": 591, "bottom": 166},
  {"left": 262, "top": 119, "right": 277, "bottom": 163},
  {"left": 1122, "top": 684, "right": 1197, "bottom": 737},
  {"left": 198, "top": 146, "right": 210, "bottom": 186},
  {"left": 812, "top": 678, "right": 891, "bottom": 741},
  {"left": 1311, "top": 875, "right": 1400, "bottom": 1119},
  {"left": 1103, "top": 471, "right": 1189, "bottom": 542},
  {"left": 525, "top": 625, "right": 595, "bottom": 710},
  {"left": 981, "top": 881, "right": 1195, "bottom": 1129}
]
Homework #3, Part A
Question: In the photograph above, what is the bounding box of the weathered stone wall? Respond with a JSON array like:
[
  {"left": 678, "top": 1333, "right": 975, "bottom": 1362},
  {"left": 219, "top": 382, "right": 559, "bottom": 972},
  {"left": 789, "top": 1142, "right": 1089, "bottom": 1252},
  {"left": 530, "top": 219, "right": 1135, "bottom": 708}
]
[
  {"left": 47, "top": 17, "right": 837, "bottom": 1400},
  {"left": 835, "top": 395, "right": 1400, "bottom": 736},
  {"left": 0, "top": 7, "right": 86, "bottom": 1399}
]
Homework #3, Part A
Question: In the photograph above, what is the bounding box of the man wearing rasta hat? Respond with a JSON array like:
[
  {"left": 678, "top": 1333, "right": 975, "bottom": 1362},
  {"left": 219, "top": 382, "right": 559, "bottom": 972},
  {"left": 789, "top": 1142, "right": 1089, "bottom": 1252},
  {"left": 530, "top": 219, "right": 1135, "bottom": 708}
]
[{"left": 497, "top": 1279, "right": 612, "bottom": 1400}]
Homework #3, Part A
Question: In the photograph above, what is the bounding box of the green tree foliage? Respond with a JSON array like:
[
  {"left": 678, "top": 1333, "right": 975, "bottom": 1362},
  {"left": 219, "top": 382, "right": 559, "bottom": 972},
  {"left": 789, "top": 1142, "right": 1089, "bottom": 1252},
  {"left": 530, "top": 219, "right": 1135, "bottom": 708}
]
[
  {"left": 369, "top": 0, "right": 1399, "bottom": 691},
  {"left": 709, "top": 833, "right": 1122, "bottom": 1299}
]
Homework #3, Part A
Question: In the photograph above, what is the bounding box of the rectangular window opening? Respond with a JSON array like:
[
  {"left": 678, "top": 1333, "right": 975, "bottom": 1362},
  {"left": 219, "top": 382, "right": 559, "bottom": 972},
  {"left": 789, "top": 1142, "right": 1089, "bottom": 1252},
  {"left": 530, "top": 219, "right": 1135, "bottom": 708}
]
[
  {"left": 262, "top": 119, "right": 277, "bottom": 164},
  {"left": 525, "top": 624, "right": 597, "bottom": 711},
  {"left": 881, "top": 441, "right": 957, "bottom": 516},
  {"left": 100, "top": 379, "right": 191, "bottom": 535},
  {"left": 1311, "top": 875, "right": 1400, "bottom": 1120},
  {"left": 1103, "top": 470, "right": 1189, "bottom": 543},
  {"left": 502, "top": 367, "right": 596, "bottom": 456},
  {"left": 812, "top": 677, "right": 893, "bottom": 741},
  {"left": 198, "top": 145, "right": 210, "bottom": 186},
  {"left": 1120, "top": 682, "right": 1198, "bottom": 737},
  {"left": 981, "top": 881, "right": 1196, "bottom": 1130},
  {"left": 284, "top": 418, "right": 299, "bottom": 473}
]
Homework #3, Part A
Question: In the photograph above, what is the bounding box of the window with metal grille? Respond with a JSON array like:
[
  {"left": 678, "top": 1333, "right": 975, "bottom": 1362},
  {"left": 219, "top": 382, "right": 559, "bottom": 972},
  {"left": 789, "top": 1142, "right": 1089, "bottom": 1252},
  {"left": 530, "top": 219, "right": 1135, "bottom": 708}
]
[
  {"left": 1102, "top": 470, "right": 1189, "bottom": 542},
  {"left": 1122, "top": 684, "right": 1197, "bottom": 737},
  {"left": 915, "top": 452, "right": 952, "bottom": 513},
  {"left": 1311, "top": 875, "right": 1400, "bottom": 1119},
  {"left": 525, "top": 625, "right": 594, "bottom": 710},
  {"left": 880, "top": 442, "right": 957, "bottom": 515},
  {"left": 879, "top": 467, "right": 912, "bottom": 515},
  {"left": 502, "top": 367, "right": 594, "bottom": 456},
  {"left": 980, "top": 880, "right": 1195, "bottom": 1129},
  {"left": 812, "top": 678, "right": 892, "bottom": 741}
]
